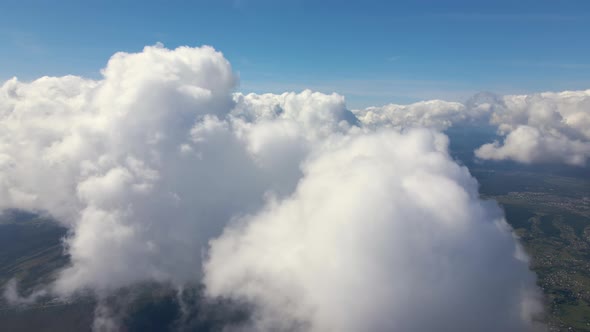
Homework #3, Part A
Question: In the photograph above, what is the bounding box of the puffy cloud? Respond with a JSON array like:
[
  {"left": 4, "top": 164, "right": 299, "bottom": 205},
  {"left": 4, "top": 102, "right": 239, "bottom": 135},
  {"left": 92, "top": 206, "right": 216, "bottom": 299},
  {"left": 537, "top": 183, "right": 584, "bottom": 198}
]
[
  {"left": 0, "top": 44, "right": 544, "bottom": 330},
  {"left": 0, "top": 45, "right": 365, "bottom": 298},
  {"left": 352, "top": 99, "right": 484, "bottom": 131},
  {"left": 204, "top": 129, "right": 542, "bottom": 332},
  {"left": 229, "top": 90, "right": 359, "bottom": 195},
  {"left": 0, "top": 44, "right": 269, "bottom": 294},
  {"left": 474, "top": 90, "right": 590, "bottom": 166},
  {"left": 475, "top": 125, "right": 590, "bottom": 166},
  {"left": 351, "top": 90, "right": 590, "bottom": 166},
  {"left": 232, "top": 90, "right": 358, "bottom": 139}
]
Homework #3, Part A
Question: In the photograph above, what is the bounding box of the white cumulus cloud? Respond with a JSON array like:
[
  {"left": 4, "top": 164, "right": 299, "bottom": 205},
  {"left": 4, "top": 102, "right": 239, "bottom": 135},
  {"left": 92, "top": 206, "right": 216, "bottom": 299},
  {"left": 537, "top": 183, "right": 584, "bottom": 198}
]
[
  {"left": 0, "top": 44, "right": 548, "bottom": 331},
  {"left": 204, "top": 129, "right": 543, "bottom": 332},
  {"left": 474, "top": 90, "right": 590, "bottom": 166},
  {"left": 353, "top": 99, "right": 474, "bottom": 131}
]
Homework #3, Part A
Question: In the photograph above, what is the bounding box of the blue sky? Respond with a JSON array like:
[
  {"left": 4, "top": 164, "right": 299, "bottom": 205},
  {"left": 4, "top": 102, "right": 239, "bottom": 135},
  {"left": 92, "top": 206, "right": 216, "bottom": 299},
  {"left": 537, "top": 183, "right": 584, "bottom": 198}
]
[{"left": 1, "top": 0, "right": 590, "bottom": 108}]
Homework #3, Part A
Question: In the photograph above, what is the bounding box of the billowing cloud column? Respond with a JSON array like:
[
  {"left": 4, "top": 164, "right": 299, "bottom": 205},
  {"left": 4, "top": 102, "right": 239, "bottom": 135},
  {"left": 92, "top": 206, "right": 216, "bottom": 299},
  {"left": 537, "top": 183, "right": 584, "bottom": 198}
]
[
  {"left": 204, "top": 129, "right": 543, "bottom": 332},
  {"left": 0, "top": 44, "right": 258, "bottom": 294}
]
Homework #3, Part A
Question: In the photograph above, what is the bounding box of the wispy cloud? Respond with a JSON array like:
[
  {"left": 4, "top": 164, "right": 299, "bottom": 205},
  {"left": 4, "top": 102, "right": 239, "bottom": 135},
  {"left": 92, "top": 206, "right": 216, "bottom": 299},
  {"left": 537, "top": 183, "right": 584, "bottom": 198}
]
[
  {"left": 417, "top": 12, "right": 585, "bottom": 22},
  {"left": 0, "top": 29, "right": 45, "bottom": 55},
  {"left": 505, "top": 60, "right": 590, "bottom": 70}
]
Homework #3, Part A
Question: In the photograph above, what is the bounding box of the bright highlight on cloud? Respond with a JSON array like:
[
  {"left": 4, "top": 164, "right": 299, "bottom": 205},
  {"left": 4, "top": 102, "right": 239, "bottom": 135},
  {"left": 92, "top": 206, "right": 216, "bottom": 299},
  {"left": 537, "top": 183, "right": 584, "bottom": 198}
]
[{"left": 4, "top": 43, "right": 589, "bottom": 331}]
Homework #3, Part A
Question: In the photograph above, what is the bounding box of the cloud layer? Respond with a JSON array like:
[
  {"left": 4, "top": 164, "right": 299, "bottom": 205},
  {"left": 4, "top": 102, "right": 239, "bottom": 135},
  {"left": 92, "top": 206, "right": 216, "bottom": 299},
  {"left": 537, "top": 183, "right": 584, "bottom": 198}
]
[
  {"left": 353, "top": 90, "right": 590, "bottom": 166},
  {"left": 0, "top": 44, "right": 571, "bottom": 331}
]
